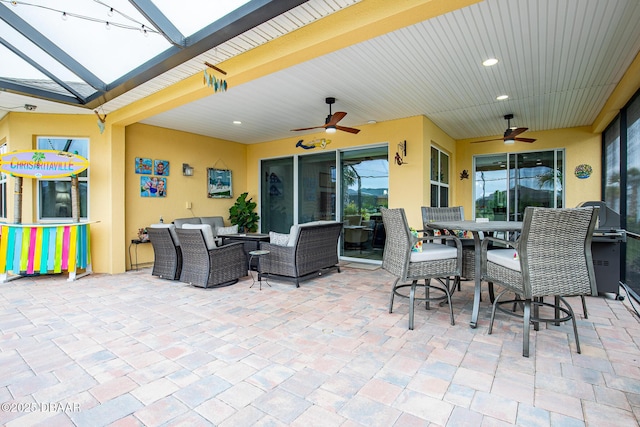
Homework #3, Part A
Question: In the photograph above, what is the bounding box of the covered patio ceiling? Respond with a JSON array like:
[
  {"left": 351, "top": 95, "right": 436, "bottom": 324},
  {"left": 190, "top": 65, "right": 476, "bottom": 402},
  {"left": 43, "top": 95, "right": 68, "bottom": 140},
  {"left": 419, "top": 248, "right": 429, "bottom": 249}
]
[{"left": 1, "top": 0, "right": 640, "bottom": 144}]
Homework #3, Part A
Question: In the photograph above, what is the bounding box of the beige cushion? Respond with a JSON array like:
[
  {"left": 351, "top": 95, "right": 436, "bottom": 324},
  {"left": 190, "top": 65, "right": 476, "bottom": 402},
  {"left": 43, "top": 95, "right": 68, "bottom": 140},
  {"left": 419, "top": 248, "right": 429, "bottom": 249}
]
[
  {"left": 173, "top": 217, "right": 201, "bottom": 228},
  {"left": 287, "top": 224, "right": 299, "bottom": 246},
  {"left": 149, "top": 223, "right": 180, "bottom": 246},
  {"left": 269, "top": 231, "right": 290, "bottom": 246},
  {"left": 182, "top": 224, "right": 216, "bottom": 250},
  {"left": 200, "top": 217, "right": 225, "bottom": 234},
  {"left": 487, "top": 249, "right": 520, "bottom": 272},
  {"left": 216, "top": 225, "right": 238, "bottom": 236},
  {"left": 410, "top": 243, "right": 457, "bottom": 262}
]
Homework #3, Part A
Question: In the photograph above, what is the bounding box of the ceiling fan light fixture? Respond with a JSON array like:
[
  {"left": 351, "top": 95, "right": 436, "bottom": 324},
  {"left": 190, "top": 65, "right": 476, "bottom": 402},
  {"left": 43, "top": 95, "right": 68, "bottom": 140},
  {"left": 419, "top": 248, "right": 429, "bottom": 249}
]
[
  {"left": 326, "top": 126, "right": 337, "bottom": 134},
  {"left": 504, "top": 138, "right": 515, "bottom": 144}
]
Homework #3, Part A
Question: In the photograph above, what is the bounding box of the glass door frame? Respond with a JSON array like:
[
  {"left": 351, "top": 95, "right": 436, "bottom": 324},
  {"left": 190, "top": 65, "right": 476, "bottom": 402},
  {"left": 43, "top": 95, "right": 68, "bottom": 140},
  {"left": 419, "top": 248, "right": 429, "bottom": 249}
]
[{"left": 258, "top": 143, "right": 388, "bottom": 264}]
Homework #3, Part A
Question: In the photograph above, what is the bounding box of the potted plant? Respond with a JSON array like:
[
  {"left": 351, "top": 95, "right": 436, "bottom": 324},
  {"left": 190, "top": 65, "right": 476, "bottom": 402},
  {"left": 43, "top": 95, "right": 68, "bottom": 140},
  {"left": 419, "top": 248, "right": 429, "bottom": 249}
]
[
  {"left": 229, "top": 192, "right": 260, "bottom": 233},
  {"left": 137, "top": 227, "right": 149, "bottom": 242}
]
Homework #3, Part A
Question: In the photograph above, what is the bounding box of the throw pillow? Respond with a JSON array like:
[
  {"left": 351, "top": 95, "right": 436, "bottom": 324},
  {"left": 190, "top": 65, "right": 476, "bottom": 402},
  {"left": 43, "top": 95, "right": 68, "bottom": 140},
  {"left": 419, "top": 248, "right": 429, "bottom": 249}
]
[
  {"left": 216, "top": 225, "right": 238, "bottom": 236},
  {"left": 433, "top": 229, "right": 472, "bottom": 239},
  {"left": 269, "top": 231, "right": 290, "bottom": 246},
  {"left": 410, "top": 228, "right": 422, "bottom": 252}
]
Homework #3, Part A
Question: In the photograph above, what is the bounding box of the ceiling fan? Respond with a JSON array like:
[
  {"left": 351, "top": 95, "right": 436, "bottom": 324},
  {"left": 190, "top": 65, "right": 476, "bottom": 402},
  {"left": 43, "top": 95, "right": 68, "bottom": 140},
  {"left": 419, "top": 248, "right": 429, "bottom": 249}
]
[
  {"left": 472, "top": 114, "right": 536, "bottom": 144},
  {"left": 291, "top": 97, "right": 361, "bottom": 134}
]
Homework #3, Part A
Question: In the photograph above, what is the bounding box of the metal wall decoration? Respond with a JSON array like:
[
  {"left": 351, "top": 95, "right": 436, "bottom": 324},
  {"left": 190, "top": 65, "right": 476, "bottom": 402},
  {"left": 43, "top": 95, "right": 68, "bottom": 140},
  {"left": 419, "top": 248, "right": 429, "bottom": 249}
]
[
  {"left": 295, "top": 138, "right": 332, "bottom": 150},
  {"left": 395, "top": 140, "right": 407, "bottom": 165},
  {"left": 574, "top": 164, "right": 592, "bottom": 179}
]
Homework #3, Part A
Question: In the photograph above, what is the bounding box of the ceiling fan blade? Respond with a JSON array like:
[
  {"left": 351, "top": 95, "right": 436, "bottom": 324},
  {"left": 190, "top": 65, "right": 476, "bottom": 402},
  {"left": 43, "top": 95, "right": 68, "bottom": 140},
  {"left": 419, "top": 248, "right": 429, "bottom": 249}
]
[
  {"left": 335, "top": 125, "right": 361, "bottom": 134},
  {"left": 471, "top": 137, "right": 502, "bottom": 143},
  {"left": 291, "top": 125, "right": 325, "bottom": 131},
  {"left": 515, "top": 137, "right": 536, "bottom": 143},
  {"left": 505, "top": 127, "right": 528, "bottom": 138},
  {"left": 327, "top": 111, "right": 347, "bottom": 126}
]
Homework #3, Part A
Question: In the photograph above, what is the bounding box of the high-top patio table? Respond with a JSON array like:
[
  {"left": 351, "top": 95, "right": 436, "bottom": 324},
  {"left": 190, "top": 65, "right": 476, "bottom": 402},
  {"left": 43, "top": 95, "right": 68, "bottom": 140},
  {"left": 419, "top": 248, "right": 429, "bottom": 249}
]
[{"left": 426, "top": 220, "right": 522, "bottom": 328}]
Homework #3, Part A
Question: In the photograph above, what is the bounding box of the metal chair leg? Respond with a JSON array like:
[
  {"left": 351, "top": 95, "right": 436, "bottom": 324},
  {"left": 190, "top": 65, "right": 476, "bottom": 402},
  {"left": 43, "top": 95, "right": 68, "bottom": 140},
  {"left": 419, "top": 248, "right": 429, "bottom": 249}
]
[
  {"left": 408, "top": 280, "right": 418, "bottom": 330},
  {"left": 389, "top": 278, "right": 399, "bottom": 313},
  {"left": 581, "top": 295, "right": 588, "bottom": 319},
  {"left": 523, "top": 300, "right": 531, "bottom": 357}
]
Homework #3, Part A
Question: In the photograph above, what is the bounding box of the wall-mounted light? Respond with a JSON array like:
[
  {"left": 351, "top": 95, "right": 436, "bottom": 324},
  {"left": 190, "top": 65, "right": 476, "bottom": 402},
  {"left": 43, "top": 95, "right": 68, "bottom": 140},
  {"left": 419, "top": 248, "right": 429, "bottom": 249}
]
[
  {"left": 395, "top": 140, "right": 407, "bottom": 165},
  {"left": 183, "top": 163, "right": 194, "bottom": 176}
]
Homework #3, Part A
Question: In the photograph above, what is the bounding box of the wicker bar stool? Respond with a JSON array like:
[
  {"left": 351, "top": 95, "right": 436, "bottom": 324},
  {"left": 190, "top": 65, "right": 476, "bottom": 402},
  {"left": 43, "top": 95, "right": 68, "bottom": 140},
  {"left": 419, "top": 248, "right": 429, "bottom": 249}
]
[
  {"left": 381, "top": 208, "right": 462, "bottom": 330},
  {"left": 481, "top": 206, "right": 599, "bottom": 357}
]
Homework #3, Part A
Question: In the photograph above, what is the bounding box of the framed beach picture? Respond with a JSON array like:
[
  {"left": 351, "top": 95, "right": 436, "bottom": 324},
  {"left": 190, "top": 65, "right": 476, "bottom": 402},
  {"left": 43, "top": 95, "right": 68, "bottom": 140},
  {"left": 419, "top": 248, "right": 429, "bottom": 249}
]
[
  {"left": 135, "top": 157, "right": 152, "bottom": 174},
  {"left": 208, "top": 168, "right": 232, "bottom": 198},
  {"left": 140, "top": 176, "right": 167, "bottom": 197},
  {"left": 154, "top": 159, "right": 170, "bottom": 176}
]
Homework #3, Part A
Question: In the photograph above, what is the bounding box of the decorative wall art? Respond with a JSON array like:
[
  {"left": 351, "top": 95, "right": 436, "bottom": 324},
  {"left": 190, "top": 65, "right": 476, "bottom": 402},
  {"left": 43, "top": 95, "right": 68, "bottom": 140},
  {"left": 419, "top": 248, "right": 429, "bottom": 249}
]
[
  {"left": 140, "top": 176, "right": 167, "bottom": 197},
  {"left": 154, "top": 159, "right": 170, "bottom": 176},
  {"left": 208, "top": 168, "right": 232, "bottom": 198},
  {"left": 135, "top": 157, "right": 152, "bottom": 174},
  {"left": 574, "top": 164, "right": 592, "bottom": 179}
]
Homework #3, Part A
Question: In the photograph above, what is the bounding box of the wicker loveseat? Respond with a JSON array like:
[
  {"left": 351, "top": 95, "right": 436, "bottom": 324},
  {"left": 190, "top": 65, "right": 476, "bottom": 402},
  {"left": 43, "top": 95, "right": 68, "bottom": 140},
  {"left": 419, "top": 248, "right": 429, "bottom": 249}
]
[
  {"left": 174, "top": 216, "right": 225, "bottom": 232},
  {"left": 261, "top": 221, "right": 343, "bottom": 287}
]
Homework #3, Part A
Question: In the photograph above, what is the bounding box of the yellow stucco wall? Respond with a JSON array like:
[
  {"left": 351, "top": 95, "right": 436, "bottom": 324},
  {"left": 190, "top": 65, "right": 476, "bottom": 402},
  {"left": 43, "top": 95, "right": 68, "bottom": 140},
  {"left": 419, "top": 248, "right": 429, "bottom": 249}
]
[
  {"left": 456, "top": 126, "right": 601, "bottom": 218},
  {"left": 124, "top": 124, "right": 247, "bottom": 267}
]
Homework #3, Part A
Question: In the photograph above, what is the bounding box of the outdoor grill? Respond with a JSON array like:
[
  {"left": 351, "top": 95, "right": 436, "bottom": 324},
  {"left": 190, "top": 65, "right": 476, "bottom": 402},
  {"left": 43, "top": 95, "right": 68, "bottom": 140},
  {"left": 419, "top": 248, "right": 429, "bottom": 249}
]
[{"left": 578, "top": 201, "right": 627, "bottom": 299}]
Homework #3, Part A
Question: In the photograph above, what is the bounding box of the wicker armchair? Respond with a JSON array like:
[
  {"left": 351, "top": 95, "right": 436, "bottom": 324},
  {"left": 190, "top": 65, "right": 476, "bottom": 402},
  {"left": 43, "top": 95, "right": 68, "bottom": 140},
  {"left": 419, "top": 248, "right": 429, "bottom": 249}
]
[
  {"left": 261, "top": 221, "right": 343, "bottom": 287},
  {"left": 148, "top": 225, "right": 182, "bottom": 280},
  {"left": 381, "top": 208, "right": 462, "bottom": 330},
  {"left": 481, "top": 206, "right": 599, "bottom": 357},
  {"left": 175, "top": 228, "right": 247, "bottom": 288}
]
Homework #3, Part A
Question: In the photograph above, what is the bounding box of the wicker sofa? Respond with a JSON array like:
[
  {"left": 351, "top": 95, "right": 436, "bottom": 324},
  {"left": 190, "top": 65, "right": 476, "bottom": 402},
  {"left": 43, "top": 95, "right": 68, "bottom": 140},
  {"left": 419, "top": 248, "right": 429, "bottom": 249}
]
[{"left": 261, "top": 221, "right": 343, "bottom": 287}]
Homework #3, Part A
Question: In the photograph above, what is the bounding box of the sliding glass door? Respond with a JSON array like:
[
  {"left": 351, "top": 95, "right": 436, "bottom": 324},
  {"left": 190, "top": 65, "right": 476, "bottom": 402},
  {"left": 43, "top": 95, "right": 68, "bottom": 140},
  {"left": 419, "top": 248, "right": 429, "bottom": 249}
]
[
  {"left": 474, "top": 149, "right": 564, "bottom": 220},
  {"left": 298, "top": 152, "right": 336, "bottom": 222},
  {"left": 340, "top": 146, "right": 389, "bottom": 261},
  {"left": 261, "top": 157, "right": 294, "bottom": 234},
  {"left": 260, "top": 145, "right": 388, "bottom": 262}
]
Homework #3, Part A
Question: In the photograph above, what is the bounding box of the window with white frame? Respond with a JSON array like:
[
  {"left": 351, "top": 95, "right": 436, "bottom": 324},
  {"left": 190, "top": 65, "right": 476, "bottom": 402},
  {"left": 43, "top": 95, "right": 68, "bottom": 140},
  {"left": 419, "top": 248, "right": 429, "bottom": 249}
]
[
  {"left": 0, "top": 143, "right": 7, "bottom": 218},
  {"left": 36, "top": 137, "right": 89, "bottom": 221},
  {"left": 430, "top": 146, "right": 450, "bottom": 207}
]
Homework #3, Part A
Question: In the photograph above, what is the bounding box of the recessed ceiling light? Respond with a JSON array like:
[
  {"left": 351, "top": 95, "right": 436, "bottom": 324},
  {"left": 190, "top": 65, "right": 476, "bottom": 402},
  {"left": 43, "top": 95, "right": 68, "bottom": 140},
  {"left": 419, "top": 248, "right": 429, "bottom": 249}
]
[
  {"left": 233, "top": 121, "right": 241, "bottom": 125},
  {"left": 483, "top": 58, "right": 499, "bottom": 67},
  {"left": 367, "top": 120, "right": 377, "bottom": 124},
  {"left": 496, "top": 94, "right": 509, "bottom": 100}
]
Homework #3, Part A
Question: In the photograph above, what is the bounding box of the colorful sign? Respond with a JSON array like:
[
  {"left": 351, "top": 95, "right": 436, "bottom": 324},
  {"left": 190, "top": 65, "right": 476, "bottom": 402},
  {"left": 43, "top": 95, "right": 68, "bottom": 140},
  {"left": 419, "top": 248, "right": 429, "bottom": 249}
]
[{"left": 0, "top": 150, "right": 89, "bottom": 179}]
